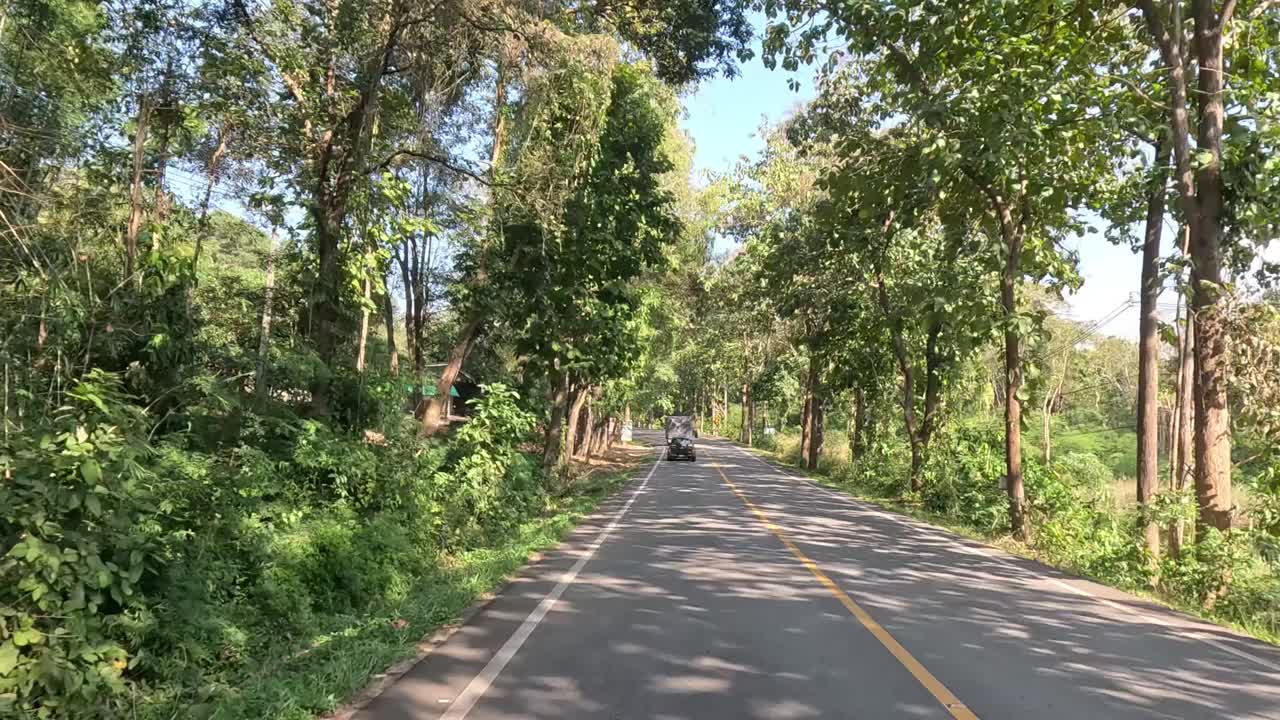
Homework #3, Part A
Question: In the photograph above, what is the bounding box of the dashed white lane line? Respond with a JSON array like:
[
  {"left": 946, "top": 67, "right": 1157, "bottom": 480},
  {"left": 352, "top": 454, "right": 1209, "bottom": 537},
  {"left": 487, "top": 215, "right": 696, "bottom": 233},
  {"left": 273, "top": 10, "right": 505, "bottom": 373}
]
[
  {"left": 438, "top": 447, "right": 662, "bottom": 720},
  {"left": 724, "top": 442, "right": 1280, "bottom": 676}
]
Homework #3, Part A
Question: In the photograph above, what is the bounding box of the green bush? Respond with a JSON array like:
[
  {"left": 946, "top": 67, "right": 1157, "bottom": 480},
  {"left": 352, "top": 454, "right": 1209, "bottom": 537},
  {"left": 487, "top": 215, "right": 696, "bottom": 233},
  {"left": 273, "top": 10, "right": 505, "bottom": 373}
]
[
  {"left": 254, "top": 557, "right": 316, "bottom": 633},
  {"left": 1160, "top": 529, "right": 1262, "bottom": 607},
  {"left": 1214, "top": 568, "right": 1280, "bottom": 638},
  {"left": 754, "top": 432, "right": 779, "bottom": 452},
  {"left": 908, "top": 428, "right": 1152, "bottom": 587},
  {"left": 0, "top": 373, "right": 155, "bottom": 718},
  {"left": 845, "top": 440, "right": 911, "bottom": 498},
  {"left": 258, "top": 509, "right": 421, "bottom": 618},
  {"left": 0, "top": 352, "right": 580, "bottom": 717},
  {"left": 1060, "top": 452, "right": 1113, "bottom": 499},
  {"left": 434, "top": 384, "right": 542, "bottom": 547},
  {"left": 920, "top": 423, "right": 1008, "bottom": 533}
]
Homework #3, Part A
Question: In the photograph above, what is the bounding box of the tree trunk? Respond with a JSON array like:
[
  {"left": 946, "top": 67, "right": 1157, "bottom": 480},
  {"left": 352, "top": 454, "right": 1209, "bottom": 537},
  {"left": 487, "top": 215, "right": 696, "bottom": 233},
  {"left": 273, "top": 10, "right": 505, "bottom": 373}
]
[
  {"left": 150, "top": 85, "right": 173, "bottom": 240},
  {"left": 591, "top": 388, "right": 609, "bottom": 456},
  {"left": 1043, "top": 407, "right": 1052, "bottom": 466},
  {"left": 588, "top": 420, "right": 600, "bottom": 458},
  {"left": 420, "top": 55, "right": 509, "bottom": 433},
  {"left": 254, "top": 229, "right": 278, "bottom": 402},
  {"left": 125, "top": 96, "right": 151, "bottom": 283},
  {"left": 1041, "top": 366, "right": 1055, "bottom": 466},
  {"left": 746, "top": 400, "right": 755, "bottom": 447},
  {"left": 998, "top": 207, "right": 1028, "bottom": 541},
  {"left": 416, "top": 235, "right": 434, "bottom": 376},
  {"left": 851, "top": 388, "right": 866, "bottom": 460},
  {"left": 584, "top": 417, "right": 599, "bottom": 461},
  {"left": 921, "top": 323, "right": 943, "bottom": 446},
  {"left": 1190, "top": 0, "right": 1233, "bottom": 533},
  {"left": 1042, "top": 356, "right": 1068, "bottom": 466},
  {"left": 566, "top": 384, "right": 589, "bottom": 459},
  {"left": 542, "top": 369, "right": 570, "bottom": 475},
  {"left": 1137, "top": 139, "right": 1170, "bottom": 560},
  {"left": 587, "top": 417, "right": 607, "bottom": 459},
  {"left": 740, "top": 382, "right": 751, "bottom": 445},
  {"left": 1170, "top": 297, "right": 1196, "bottom": 557},
  {"left": 1139, "top": 0, "right": 1234, "bottom": 534},
  {"left": 355, "top": 273, "right": 372, "bottom": 372},
  {"left": 381, "top": 275, "right": 399, "bottom": 375},
  {"left": 420, "top": 314, "right": 482, "bottom": 435},
  {"left": 308, "top": 213, "right": 344, "bottom": 413},
  {"left": 800, "top": 372, "right": 813, "bottom": 466},
  {"left": 398, "top": 233, "right": 432, "bottom": 406},
  {"left": 305, "top": 19, "right": 405, "bottom": 413},
  {"left": 194, "top": 121, "right": 231, "bottom": 272},
  {"left": 914, "top": 322, "right": 945, "bottom": 490},
  {"left": 397, "top": 245, "right": 416, "bottom": 387},
  {"left": 808, "top": 399, "right": 824, "bottom": 471},
  {"left": 802, "top": 354, "right": 823, "bottom": 470},
  {"left": 878, "top": 274, "right": 924, "bottom": 490},
  {"left": 907, "top": 419, "right": 923, "bottom": 490},
  {"left": 579, "top": 393, "right": 593, "bottom": 459},
  {"left": 698, "top": 389, "right": 706, "bottom": 433},
  {"left": 1177, "top": 313, "right": 1197, "bottom": 545},
  {"left": 722, "top": 384, "right": 729, "bottom": 434}
]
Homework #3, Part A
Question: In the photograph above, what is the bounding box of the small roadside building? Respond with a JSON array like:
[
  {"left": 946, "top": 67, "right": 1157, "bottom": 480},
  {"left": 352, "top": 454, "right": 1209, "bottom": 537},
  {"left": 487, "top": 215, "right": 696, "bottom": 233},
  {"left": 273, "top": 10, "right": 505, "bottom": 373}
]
[{"left": 408, "top": 364, "right": 481, "bottom": 420}]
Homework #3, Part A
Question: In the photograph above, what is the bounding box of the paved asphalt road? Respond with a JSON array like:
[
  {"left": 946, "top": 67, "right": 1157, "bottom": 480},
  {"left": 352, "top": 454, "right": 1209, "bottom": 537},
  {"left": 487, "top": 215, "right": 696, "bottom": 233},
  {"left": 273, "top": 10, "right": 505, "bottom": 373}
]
[{"left": 354, "top": 431, "right": 1280, "bottom": 720}]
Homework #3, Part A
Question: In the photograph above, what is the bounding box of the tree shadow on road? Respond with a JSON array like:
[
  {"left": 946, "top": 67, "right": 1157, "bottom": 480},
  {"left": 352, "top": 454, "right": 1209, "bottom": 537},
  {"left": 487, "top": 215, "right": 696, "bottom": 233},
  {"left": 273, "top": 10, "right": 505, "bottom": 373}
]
[{"left": 355, "top": 436, "right": 1280, "bottom": 720}]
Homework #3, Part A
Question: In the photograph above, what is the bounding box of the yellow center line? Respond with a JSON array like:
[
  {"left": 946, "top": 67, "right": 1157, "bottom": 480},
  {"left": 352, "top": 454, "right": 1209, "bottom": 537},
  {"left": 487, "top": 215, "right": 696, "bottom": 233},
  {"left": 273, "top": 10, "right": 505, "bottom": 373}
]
[{"left": 711, "top": 461, "right": 979, "bottom": 720}]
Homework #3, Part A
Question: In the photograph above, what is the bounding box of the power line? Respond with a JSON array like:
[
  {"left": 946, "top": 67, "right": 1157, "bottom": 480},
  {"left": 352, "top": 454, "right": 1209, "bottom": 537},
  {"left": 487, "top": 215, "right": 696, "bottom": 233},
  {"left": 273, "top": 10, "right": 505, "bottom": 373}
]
[{"left": 1035, "top": 297, "right": 1137, "bottom": 363}]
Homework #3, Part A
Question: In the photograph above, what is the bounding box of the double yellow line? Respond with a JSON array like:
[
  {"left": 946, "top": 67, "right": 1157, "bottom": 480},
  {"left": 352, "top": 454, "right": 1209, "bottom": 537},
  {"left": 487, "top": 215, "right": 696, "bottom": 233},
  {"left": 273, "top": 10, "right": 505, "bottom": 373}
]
[{"left": 712, "top": 461, "right": 979, "bottom": 720}]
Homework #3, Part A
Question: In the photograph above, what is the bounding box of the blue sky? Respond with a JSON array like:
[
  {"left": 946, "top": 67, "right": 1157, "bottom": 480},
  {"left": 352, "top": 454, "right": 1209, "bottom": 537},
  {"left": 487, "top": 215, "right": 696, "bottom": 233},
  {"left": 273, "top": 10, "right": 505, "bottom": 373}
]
[
  {"left": 677, "top": 25, "right": 1153, "bottom": 339},
  {"left": 679, "top": 52, "right": 815, "bottom": 181}
]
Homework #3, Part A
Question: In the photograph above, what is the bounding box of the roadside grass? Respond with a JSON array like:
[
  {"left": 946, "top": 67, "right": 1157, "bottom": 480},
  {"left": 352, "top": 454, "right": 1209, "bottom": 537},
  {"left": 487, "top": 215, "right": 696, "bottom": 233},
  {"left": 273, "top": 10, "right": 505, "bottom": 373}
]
[
  {"left": 137, "top": 446, "right": 650, "bottom": 720},
  {"left": 733, "top": 435, "right": 1280, "bottom": 648}
]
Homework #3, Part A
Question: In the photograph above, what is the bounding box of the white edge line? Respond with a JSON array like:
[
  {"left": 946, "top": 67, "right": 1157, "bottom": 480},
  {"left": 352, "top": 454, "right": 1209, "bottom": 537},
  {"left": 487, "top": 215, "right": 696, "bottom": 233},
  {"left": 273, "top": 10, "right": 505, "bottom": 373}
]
[
  {"left": 438, "top": 446, "right": 662, "bottom": 720},
  {"left": 725, "top": 442, "right": 1280, "bottom": 676}
]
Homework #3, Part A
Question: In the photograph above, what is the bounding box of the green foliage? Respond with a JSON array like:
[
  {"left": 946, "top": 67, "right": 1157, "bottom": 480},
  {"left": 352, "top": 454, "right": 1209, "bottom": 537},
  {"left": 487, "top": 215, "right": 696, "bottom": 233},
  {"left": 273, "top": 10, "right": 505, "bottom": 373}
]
[
  {"left": 435, "top": 385, "right": 542, "bottom": 545},
  {"left": 600, "top": 0, "right": 752, "bottom": 85},
  {"left": 1158, "top": 529, "right": 1275, "bottom": 616},
  {"left": 919, "top": 423, "right": 1009, "bottom": 533},
  {"left": 6, "top": 0, "right": 1280, "bottom": 711},
  {"left": 1025, "top": 454, "right": 1151, "bottom": 588},
  {"left": 0, "top": 373, "right": 153, "bottom": 718},
  {"left": 497, "top": 62, "right": 681, "bottom": 388},
  {"left": 0, "top": 358, "right": 588, "bottom": 718},
  {"left": 260, "top": 509, "right": 422, "bottom": 617},
  {"left": 0, "top": 0, "right": 749, "bottom": 711},
  {"left": 1037, "top": 452, "right": 1114, "bottom": 512}
]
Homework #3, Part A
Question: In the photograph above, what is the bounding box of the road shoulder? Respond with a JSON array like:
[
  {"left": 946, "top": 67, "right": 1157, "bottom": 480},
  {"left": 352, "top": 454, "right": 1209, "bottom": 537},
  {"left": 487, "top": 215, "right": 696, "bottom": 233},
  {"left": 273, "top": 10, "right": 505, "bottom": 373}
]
[{"left": 324, "top": 442, "right": 657, "bottom": 720}]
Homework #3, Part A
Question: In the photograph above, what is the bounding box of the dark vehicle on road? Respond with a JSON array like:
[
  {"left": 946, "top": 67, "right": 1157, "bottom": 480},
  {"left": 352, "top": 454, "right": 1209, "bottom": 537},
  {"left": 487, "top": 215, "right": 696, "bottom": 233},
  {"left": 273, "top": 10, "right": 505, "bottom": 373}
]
[{"left": 664, "top": 415, "right": 697, "bottom": 461}]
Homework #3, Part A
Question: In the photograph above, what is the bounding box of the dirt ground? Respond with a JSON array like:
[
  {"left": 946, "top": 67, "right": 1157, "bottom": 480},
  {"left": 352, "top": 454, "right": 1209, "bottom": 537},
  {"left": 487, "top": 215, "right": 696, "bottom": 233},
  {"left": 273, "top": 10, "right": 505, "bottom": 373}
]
[{"left": 567, "top": 440, "right": 654, "bottom": 486}]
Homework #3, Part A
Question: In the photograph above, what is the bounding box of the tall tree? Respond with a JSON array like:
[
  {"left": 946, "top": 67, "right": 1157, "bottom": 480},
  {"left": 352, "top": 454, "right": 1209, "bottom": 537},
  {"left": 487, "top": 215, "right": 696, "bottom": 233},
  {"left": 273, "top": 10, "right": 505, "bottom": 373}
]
[
  {"left": 226, "top": 0, "right": 486, "bottom": 412},
  {"left": 1136, "top": 140, "right": 1171, "bottom": 558},
  {"left": 1134, "top": 0, "right": 1280, "bottom": 531},
  {"left": 765, "top": 0, "right": 1127, "bottom": 537},
  {"left": 418, "top": 0, "right": 753, "bottom": 436},
  {"left": 496, "top": 61, "right": 680, "bottom": 472}
]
